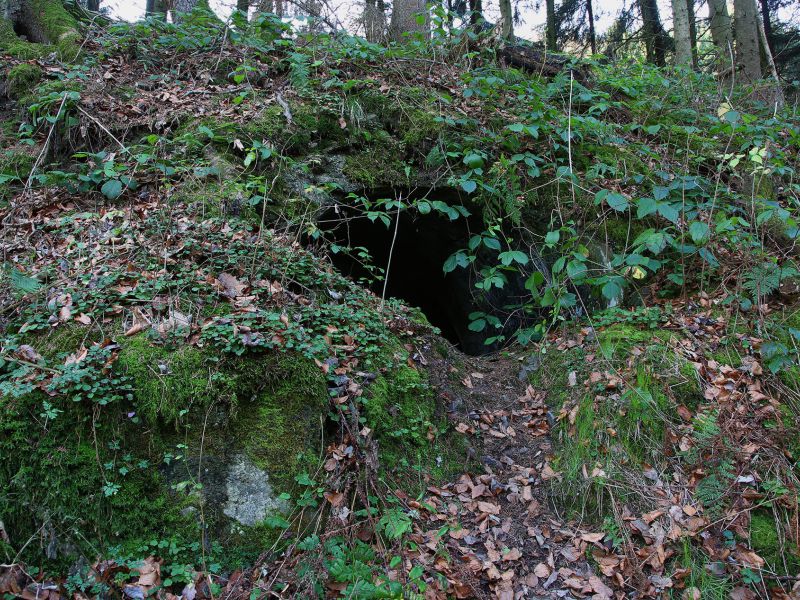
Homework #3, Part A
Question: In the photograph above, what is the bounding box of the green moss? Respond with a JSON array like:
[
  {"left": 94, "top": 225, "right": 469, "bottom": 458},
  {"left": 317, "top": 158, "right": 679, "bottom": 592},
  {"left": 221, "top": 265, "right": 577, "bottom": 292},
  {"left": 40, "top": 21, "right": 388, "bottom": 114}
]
[
  {"left": 534, "top": 320, "right": 700, "bottom": 520},
  {"left": 1, "top": 327, "right": 329, "bottom": 570},
  {"left": 239, "top": 353, "right": 327, "bottom": 487},
  {"left": 0, "top": 387, "right": 196, "bottom": 570},
  {"left": 0, "top": 0, "right": 79, "bottom": 61},
  {"left": 6, "top": 63, "right": 43, "bottom": 99},
  {"left": 400, "top": 108, "right": 441, "bottom": 147},
  {"left": 750, "top": 512, "right": 800, "bottom": 576},
  {"left": 30, "top": 0, "right": 81, "bottom": 59},
  {"left": 244, "top": 101, "right": 346, "bottom": 152},
  {"left": 0, "top": 18, "right": 45, "bottom": 59},
  {"left": 117, "top": 335, "right": 227, "bottom": 425},
  {"left": 342, "top": 145, "right": 405, "bottom": 187},
  {"left": 0, "top": 144, "right": 36, "bottom": 199},
  {"left": 362, "top": 355, "right": 465, "bottom": 490}
]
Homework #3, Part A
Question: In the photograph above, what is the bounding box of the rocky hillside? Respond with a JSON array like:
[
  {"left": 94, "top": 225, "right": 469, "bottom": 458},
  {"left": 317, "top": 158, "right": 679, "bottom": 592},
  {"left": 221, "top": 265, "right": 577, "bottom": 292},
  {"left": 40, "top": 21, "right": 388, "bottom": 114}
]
[{"left": 1, "top": 7, "right": 800, "bottom": 600}]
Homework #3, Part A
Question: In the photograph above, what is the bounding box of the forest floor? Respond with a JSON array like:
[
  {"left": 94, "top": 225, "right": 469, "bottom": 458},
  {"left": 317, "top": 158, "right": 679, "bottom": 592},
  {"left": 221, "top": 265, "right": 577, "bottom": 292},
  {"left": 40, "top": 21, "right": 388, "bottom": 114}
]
[{"left": 2, "top": 12, "right": 800, "bottom": 600}]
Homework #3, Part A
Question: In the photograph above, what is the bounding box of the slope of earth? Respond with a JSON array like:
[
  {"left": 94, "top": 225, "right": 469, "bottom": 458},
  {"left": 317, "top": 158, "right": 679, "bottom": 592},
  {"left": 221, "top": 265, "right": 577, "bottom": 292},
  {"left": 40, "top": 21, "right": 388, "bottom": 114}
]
[{"left": 1, "top": 6, "right": 799, "bottom": 600}]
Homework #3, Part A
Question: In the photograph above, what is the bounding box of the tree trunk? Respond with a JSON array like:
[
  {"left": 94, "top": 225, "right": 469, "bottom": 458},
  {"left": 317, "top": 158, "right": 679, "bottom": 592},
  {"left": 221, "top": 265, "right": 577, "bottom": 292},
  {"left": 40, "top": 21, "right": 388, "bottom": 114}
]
[
  {"left": 86, "top": 0, "right": 99, "bottom": 11},
  {"left": 708, "top": 0, "right": 732, "bottom": 51},
  {"left": 236, "top": 0, "right": 249, "bottom": 16},
  {"left": 545, "top": 0, "right": 556, "bottom": 51},
  {"left": 586, "top": 0, "right": 596, "bottom": 54},
  {"left": 687, "top": 0, "right": 697, "bottom": 65},
  {"left": 638, "top": 0, "right": 670, "bottom": 66},
  {"left": 708, "top": 0, "right": 732, "bottom": 74},
  {"left": 146, "top": 0, "right": 167, "bottom": 17},
  {"left": 758, "top": 0, "right": 773, "bottom": 56},
  {"left": 498, "top": 0, "right": 512, "bottom": 39},
  {"left": 0, "top": 0, "right": 79, "bottom": 57},
  {"left": 389, "top": 0, "right": 427, "bottom": 41},
  {"left": 734, "top": 0, "right": 762, "bottom": 81},
  {"left": 671, "top": 0, "right": 692, "bottom": 66}
]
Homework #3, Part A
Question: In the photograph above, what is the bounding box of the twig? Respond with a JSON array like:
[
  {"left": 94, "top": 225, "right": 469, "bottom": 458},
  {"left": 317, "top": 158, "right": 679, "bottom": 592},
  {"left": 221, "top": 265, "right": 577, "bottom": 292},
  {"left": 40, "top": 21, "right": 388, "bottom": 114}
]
[
  {"left": 380, "top": 194, "right": 402, "bottom": 313},
  {"left": 76, "top": 106, "right": 129, "bottom": 153}
]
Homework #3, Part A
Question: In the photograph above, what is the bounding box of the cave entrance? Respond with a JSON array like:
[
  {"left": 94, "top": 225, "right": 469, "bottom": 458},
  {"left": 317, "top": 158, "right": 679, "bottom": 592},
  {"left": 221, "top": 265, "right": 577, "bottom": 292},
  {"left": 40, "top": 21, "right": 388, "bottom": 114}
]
[{"left": 318, "top": 188, "right": 505, "bottom": 356}]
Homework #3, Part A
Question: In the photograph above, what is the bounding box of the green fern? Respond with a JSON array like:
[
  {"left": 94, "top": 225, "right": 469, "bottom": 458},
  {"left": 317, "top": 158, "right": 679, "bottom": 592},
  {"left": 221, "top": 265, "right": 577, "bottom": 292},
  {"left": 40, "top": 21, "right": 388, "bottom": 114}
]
[
  {"left": 287, "top": 52, "right": 310, "bottom": 89},
  {"left": 742, "top": 261, "right": 798, "bottom": 301}
]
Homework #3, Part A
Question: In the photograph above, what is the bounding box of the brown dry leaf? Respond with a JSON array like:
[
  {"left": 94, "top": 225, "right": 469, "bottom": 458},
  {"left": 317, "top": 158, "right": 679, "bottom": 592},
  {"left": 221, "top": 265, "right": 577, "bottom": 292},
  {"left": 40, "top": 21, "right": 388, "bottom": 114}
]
[
  {"left": 502, "top": 548, "right": 522, "bottom": 561},
  {"left": 534, "top": 563, "right": 551, "bottom": 578},
  {"left": 477, "top": 501, "right": 500, "bottom": 515},
  {"left": 581, "top": 532, "right": 605, "bottom": 544},
  {"left": 589, "top": 575, "right": 613, "bottom": 599},
  {"left": 218, "top": 273, "right": 247, "bottom": 298},
  {"left": 75, "top": 313, "right": 92, "bottom": 325},
  {"left": 125, "top": 307, "right": 151, "bottom": 336},
  {"left": 136, "top": 557, "right": 161, "bottom": 590},
  {"left": 324, "top": 491, "right": 345, "bottom": 507},
  {"left": 15, "top": 345, "right": 42, "bottom": 363}
]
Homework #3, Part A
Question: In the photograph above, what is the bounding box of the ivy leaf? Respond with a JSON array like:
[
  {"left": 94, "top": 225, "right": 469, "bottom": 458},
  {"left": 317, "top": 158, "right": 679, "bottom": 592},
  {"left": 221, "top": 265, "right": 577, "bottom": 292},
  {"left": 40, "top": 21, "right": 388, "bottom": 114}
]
[
  {"left": 602, "top": 279, "right": 623, "bottom": 301},
  {"left": 545, "top": 230, "right": 560, "bottom": 246},
  {"left": 101, "top": 179, "right": 123, "bottom": 199},
  {"left": 483, "top": 236, "right": 501, "bottom": 251},
  {"left": 498, "top": 250, "right": 529, "bottom": 266},
  {"left": 461, "top": 179, "right": 477, "bottom": 193},
  {"left": 566, "top": 260, "right": 587, "bottom": 280},
  {"left": 443, "top": 251, "right": 470, "bottom": 273},
  {"left": 657, "top": 203, "right": 680, "bottom": 224},
  {"left": 595, "top": 189, "right": 629, "bottom": 212},
  {"left": 468, "top": 318, "right": 486, "bottom": 332},
  {"left": 688, "top": 221, "right": 710, "bottom": 243},
  {"left": 637, "top": 197, "right": 657, "bottom": 218},
  {"left": 698, "top": 247, "right": 719, "bottom": 268}
]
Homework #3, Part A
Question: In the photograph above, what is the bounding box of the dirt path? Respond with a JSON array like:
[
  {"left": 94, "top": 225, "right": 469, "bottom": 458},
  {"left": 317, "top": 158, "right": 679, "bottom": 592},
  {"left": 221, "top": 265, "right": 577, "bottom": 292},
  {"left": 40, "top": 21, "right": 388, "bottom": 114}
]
[{"left": 411, "top": 339, "right": 610, "bottom": 600}]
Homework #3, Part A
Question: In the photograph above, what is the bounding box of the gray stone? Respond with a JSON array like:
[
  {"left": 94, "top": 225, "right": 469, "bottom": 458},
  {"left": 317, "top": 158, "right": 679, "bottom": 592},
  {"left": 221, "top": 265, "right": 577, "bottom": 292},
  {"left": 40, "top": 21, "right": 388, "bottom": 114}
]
[{"left": 222, "top": 454, "right": 287, "bottom": 526}]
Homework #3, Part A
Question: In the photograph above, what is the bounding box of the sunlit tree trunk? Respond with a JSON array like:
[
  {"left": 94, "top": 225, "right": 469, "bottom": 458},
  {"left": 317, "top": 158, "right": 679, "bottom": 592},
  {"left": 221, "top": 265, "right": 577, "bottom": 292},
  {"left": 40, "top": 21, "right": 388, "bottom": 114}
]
[
  {"left": 734, "top": 0, "right": 761, "bottom": 81},
  {"left": 498, "top": 0, "right": 512, "bottom": 39},
  {"left": 671, "top": 0, "right": 692, "bottom": 66},
  {"left": 545, "top": 0, "right": 556, "bottom": 51},
  {"left": 389, "top": 0, "right": 428, "bottom": 41},
  {"left": 364, "top": 0, "right": 386, "bottom": 41},
  {"left": 708, "top": 0, "right": 732, "bottom": 76}
]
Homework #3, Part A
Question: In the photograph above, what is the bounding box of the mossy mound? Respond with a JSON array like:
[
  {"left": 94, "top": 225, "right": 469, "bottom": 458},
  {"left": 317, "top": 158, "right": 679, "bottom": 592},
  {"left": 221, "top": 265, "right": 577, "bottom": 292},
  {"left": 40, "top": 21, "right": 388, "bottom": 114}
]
[
  {"left": 6, "top": 63, "right": 43, "bottom": 99},
  {"left": 529, "top": 312, "right": 702, "bottom": 519},
  {"left": 0, "top": 322, "right": 328, "bottom": 570}
]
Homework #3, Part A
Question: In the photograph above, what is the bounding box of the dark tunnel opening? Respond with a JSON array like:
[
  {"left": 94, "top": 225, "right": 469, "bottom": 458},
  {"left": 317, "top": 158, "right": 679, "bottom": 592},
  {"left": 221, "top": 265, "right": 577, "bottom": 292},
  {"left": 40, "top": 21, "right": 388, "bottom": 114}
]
[{"left": 316, "top": 188, "right": 527, "bottom": 356}]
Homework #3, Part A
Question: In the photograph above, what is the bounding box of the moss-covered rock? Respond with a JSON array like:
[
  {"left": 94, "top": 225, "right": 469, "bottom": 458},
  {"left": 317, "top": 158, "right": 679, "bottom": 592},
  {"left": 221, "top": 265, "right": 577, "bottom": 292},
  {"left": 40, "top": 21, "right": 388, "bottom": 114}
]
[
  {"left": 6, "top": 63, "right": 42, "bottom": 99},
  {"left": 0, "top": 0, "right": 80, "bottom": 61},
  {"left": 0, "top": 325, "right": 328, "bottom": 570},
  {"left": 0, "top": 18, "right": 45, "bottom": 59}
]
